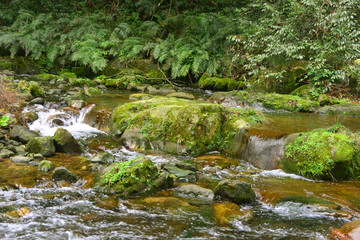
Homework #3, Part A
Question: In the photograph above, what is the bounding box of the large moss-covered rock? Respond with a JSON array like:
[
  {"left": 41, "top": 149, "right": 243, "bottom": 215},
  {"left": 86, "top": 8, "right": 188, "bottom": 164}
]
[
  {"left": 28, "top": 82, "right": 44, "bottom": 97},
  {"left": 52, "top": 167, "right": 78, "bottom": 183},
  {"left": 282, "top": 129, "right": 360, "bottom": 180},
  {"left": 10, "top": 125, "right": 39, "bottom": 144},
  {"left": 210, "top": 91, "right": 319, "bottom": 113},
  {"left": 26, "top": 136, "right": 56, "bottom": 157},
  {"left": 53, "top": 128, "right": 81, "bottom": 153},
  {"left": 38, "top": 160, "right": 55, "bottom": 173},
  {"left": 94, "top": 157, "right": 161, "bottom": 196},
  {"left": 108, "top": 97, "right": 264, "bottom": 156},
  {"left": 198, "top": 74, "right": 243, "bottom": 91},
  {"left": 317, "top": 103, "right": 360, "bottom": 117}
]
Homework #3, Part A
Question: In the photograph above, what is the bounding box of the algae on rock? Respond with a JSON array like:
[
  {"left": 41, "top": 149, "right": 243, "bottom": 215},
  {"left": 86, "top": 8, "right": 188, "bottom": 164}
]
[{"left": 108, "top": 97, "right": 264, "bottom": 156}]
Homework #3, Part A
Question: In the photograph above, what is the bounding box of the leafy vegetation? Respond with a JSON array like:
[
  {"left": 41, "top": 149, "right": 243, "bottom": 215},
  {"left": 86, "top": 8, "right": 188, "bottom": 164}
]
[
  {"left": 0, "top": 1, "right": 359, "bottom": 93},
  {"left": 0, "top": 115, "right": 13, "bottom": 127}
]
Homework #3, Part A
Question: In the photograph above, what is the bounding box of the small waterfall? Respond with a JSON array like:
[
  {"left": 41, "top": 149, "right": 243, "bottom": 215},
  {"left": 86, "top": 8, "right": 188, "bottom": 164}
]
[
  {"left": 241, "top": 129, "right": 286, "bottom": 170},
  {"left": 23, "top": 103, "right": 104, "bottom": 138}
]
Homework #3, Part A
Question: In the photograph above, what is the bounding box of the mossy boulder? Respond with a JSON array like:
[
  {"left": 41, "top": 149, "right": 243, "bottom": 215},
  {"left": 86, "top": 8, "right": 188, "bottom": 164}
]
[
  {"left": 108, "top": 97, "right": 264, "bottom": 156},
  {"left": 210, "top": 91, "right": 319, "bottom": 112},
  {"left": 214, "top": 179, "right": 256, "bottom": 204},
  {"left": 52, "top": 167, "right": 78, "bottom": 183},
  {"left": 36, "top": 73, "right": 58, "bottom": 81},
  {"left": 53, "top": 128, "right": 81, "bottom": 153},
  {"left": 282, "top": 129, "right": 360, "bottom": 180},
  {"left": 129, "top": 93, "right": 152, "bottom": 100},
  {"left": 26, "top": 136, "right": 56, "bottom": 157},
  {"left": 10, "top": 125, "right": 39, "bottom": 144},
  {"left": 94, "top": 156, "right": 162, "bottom": 196},
  {"left": 317, "top": 103, "right": 360, "bottom": 117},
  {"left": 198, "top": 74, "right": 242, "bottom": 91},
  {"left": 28, "top": 82, "right": 45, "bottom": 97},
  {"left": 38, "top": 160, "right": 55, "bottom": 173},
  {"left": 84, "top": 87, "right": 102, "bottom": 97}
]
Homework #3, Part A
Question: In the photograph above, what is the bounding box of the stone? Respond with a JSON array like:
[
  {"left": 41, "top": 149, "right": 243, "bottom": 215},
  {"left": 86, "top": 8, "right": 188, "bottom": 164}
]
[
  {"left": 90, "top": 152, "right": 115, "bottom": 164},
  {"left": 52, "top": 167, "right": 78, "bottom": 183},
  {"left": 38, "top": 160, "right": 55, "bottom": 173},
  {"left": 318, "top": 94, "right": 331, "bottom": 106},
  {"left": 213, "top": 202, "right": 253, "bottom": 224},
  {"left": 142, "top": 197, "right": 191, "bottom": 209},
  {"left": 162, "top": 163, "right": 197, "bottom": 182},
  {"left": 10, "top": 125, "right": 39, "bottom": 144},
  {"left": 10, "top": 155, "right": 33, "bottom": 163},
  {"left": 317, "top": 103, "right": 360, "bottom": 117},
  {"left": 21, "top": 112, "right": 38, "bottom": 123},
  {"left": 28, "top": 83, "right": 44, "bottom": 97},
  {"left": 94, "top": 156, "right": 160, "bottom": 196},
  {"left": 282, "top": 129, "right": 360, "bottom": 180},
  {"left": 174, "top": 184, "right": 214, "bottom": 205},
  {"left": 151, "top": 172, "right": 175, "bottom": 190},
  {"left": 33, "top": 153, "right": 45, "bottom": 160},
  {"left": 129, "top": 93, "right": 152, "bottom": 100},
  {"left": 30, "top": 97, "right": 45, "bottom": 105},
  {"left": 167, "top": 92, "right": 195, "bottom": 100},
  {"left": 108, "top": 97, "right": 263, "bottom": 156},
  {"left": 14, "top": 145, "right": 26, "bottom": 155},
  {"left": 53, "top": 128, "right": 81, "bottom": 153},
  {"left": 0, "top": 149, "right": 15, "bottom": 158},
  {"left": 68, "top": 100, "right": 86, "bottom": 109},
  {"left": 331, "top": 219, "right": 360, "bottom": 240},
  {"left": 214, "top": 179, "right": 256, "bottom": 204},
  {"left": 26, "top": 136, "right": 56, "bottom": 157},
  {"left": 5, "top": 208, "right": 30, "bottom": 218}
]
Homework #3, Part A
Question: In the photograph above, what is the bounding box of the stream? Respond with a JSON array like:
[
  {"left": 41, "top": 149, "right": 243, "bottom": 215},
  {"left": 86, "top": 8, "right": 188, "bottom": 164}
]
[{"left": 1, "top": 89, "right": 360, "bottom": 239}]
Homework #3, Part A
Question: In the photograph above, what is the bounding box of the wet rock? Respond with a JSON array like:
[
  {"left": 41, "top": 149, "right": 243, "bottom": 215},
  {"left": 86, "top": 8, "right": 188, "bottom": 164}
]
[
  {"left": 199, "top": 74, "right": 242, "bottom": 91},
  {"left": 213, "top": 202, "right": 253, "bottom": 224},
  {"left": 158, "top": 85, "right": 176, "bottom": 94},
  {"left": 331, "top": 219, "right": 360, "bottom": 240},
  {"left": 142, "top": 197, "right": 191, "bottom": 209},
  {"left": 282, "top": 129, "right": 360, "bottom": 180},
  {"left": 10, "top": 155, "right": 33, "bottom": 163},
  {"left": 108, "top": 97, "right": 263, "bottom": 156},
  {"left": 129, "top": 93, "right": 152, "bottom": 100},
  {"left": 162, "top": 163, "right": 197, "bottom": 182},
  {"left": 167, "top": 92, "right": 195, "bottom": 100},
  {"left": 8, "top": 139, "right": 20, "bottom": 146},
  {"left": 30, "top": 97, "right": 45, "bottom": 105},
  {"left": 151, "top": 172, "right": 175, "bottom": 190},
  {"left": 90, "top": 152, "right": 115, "bottom": 164},
  {"left": 38, "top": 160, "right": 55, "bottom": 173},
  {"left": 84, "top": 86, "right": 101, "bottom": 97},
  {"left": 21, "top": 112, "right": 38, "bottom": 123},
  {"left": 14, "top": 145, "right": 26, "bottom": 155},
  {"left": 10, "top": 125, "right": 39, "bottom": 144},
  {"left": 28, "top": 82, "right": 44, "bottom": 97},
  {"left": 47, "top": 89, "right": 62, "bottom": 95},
  {"left": 26, "top": 136, "right": 56, "bottom": 157},
  {"left": 91, "top": 163, "right": 105, "bottom": 172},
  {"left": 0, "top": 149, "right": 15, "bottom": 158},
  {"left": 0, "top": 129, "right": 6, "bottom": 140},
  {"left": 214, "top": 179, "right": 256, "bottom": 204},
  {"left": 174, "top": 184, "right": 214, "bottom": 205},
  {"left": 33, "top": 153, "right": 45, "bottom": 160},
  {"left": 52, "top": 167, "right": 78, "bottom": 183},
  {"left": 94, "top": 156, "right": 160, "bottom": 196},
  {"left": 5, "top": 208, "right": 30, "bottom": 218},
  {"left": 317, "top": 103, "right": 360, "bottom": 117},
  {"left": 53, "top": 128, "right": 81, "bottom": 153},
  {"left": 68, "top": 100, "right": 86, "bottom": 109}
]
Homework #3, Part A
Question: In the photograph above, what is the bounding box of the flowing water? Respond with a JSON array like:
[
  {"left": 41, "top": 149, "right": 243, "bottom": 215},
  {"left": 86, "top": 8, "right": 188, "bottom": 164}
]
[{"left": 1, "top": 90, "right": 360, "bottom": 239}]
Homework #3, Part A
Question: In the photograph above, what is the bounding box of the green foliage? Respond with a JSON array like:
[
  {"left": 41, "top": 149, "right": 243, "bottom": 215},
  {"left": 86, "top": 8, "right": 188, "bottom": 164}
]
[
  {"left": 231, "top": 0, "right": 360, "bottom": 92},
  {"left": 0, "top": 115, "right": 13, "bottom": 127}
]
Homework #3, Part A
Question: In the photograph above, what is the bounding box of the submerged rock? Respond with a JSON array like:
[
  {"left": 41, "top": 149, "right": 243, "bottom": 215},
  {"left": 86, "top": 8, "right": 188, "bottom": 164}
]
[
  {"left": 212, "top": 202, "right": 253, "bottom": 224},
  {"left": 52, "top": 167, "right": 78, "bottom": 183},
  {"left": 38, "top": 160, "right": 55, "bottom": 173},
  {"left": 53, "top": 128, "right": 81, "bottom": 153},
  {"left": 10, "top": 125, "right": 39, "bottom": 144},
  {"left": 282, "top": 129, "right": 360, "bottom": 180},
  {"left": 94, "top": 157, "right": 161, "bottom": 196},
  {"left": 108, "top": 97, "right": 264, "bottom": 156},
  {"left": 162, "top": 163, "right": 197, "bottom": 182},
  {"left": 173, "top": 184, "right": 214, "bottom": 205},
  {"left": 331, "top": 219, "right": 360, "bottom": 240},
  {"left": 26, "top": 136, "right": 56, "bottom": 157},
  {"left": 214, "top": 179, "right": 256, "bottom": 204}
]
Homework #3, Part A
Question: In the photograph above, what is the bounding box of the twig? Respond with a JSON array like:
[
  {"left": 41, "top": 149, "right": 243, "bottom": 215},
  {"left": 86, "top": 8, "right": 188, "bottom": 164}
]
[{"left": 157, "top": 63, "right": 175, "bottom": 88}]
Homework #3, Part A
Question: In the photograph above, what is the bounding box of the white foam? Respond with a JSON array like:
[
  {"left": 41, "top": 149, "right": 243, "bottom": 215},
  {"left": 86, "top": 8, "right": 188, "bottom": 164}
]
[{"left": 256, "top": 169, "right": 314, "bottom": 181}]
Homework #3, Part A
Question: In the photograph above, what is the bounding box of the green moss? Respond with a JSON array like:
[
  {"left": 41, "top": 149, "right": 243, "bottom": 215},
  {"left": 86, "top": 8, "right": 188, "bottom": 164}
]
[
  {"left": 100, "top": 156, "right": 159, "bottom": 195},
  {"left": 38, "top": 160, "right": 55, "bottom": 173},
  {"left": 59, "top": 70, "right": 77, "bottom": 79},
  {"left": 36, "top": 73, "right": 58, "bottom": 81},
  {"left": 28, "top": 83, "right": 44, "bottom": 97},
  {"left": 109, "top": 97, "right": 264, "bottom": 156},
  {"left": 282, "top": 127, "right": 360, "bottom": 180},
  {"left": 262, "top": 93, "right": 319, "bottom": 112}
]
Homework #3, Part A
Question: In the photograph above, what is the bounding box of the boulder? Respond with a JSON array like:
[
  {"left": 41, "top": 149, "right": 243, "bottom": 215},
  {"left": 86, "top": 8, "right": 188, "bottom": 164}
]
[
  {"left": 10, "top": 125, "right": 39, "bottom": 144},
  {"left": 214, "top": 179, "right": 256, "bottom": 204},
  {"left": 52, "top": 167, "right": 78, "bottom": 183},
  {"left": 213, "top": 202, "right": 253, "bottom": 224},
  {"left": 167, "top": 92, "right": 195, "bottom": 100},
  {"left": 30, "top": 97, "right": 45, "bottom": 105},
  {"left": 129, "top": 93, "right": 152, "bottom": 100},
  {"left": 162, "top": 163, "right": 197, "bottom": 182},
  {"left": 53, "top": 128, "right": 81, "bottom": 153},
  {"left": 21, "top": 112, "right": 38, "bottom": 123},
  {"left": 38, "top": 160, "right": 55, "bottom": 173},
  {"left": 0, "top": 149, "right": 15, "bottom": 158},
  {"left": 173, "top": 184, "right": 214, "bottom": 205},
  {"left": 90, "top": 152, "right": 115, "bottom": 164},
  {"left": 331, "top": 219, "right": 360, "bottom": 240},
  {"left": 28, "top": 82, "right": 44, "bottom": 97},
  {"left": 317, "top": 103, "right": 360, "bottom": 117},
  {"left": 25, "top": 136, "right": 56, "bottom": 157},
  {"left": 282, "top": 129, "right": 360, "bottom": 180},
  {"left": 10, "top": 155, "right": 33, "bottom": 163},
  {"left": 68, "top": 100, "right": 86, "bottom": 109},
  {"left": 94, "top": 156, "right": 160, "bottom": 196},
  {"left": 108, "top": 97, "right": 264, "bottom": 156}
]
